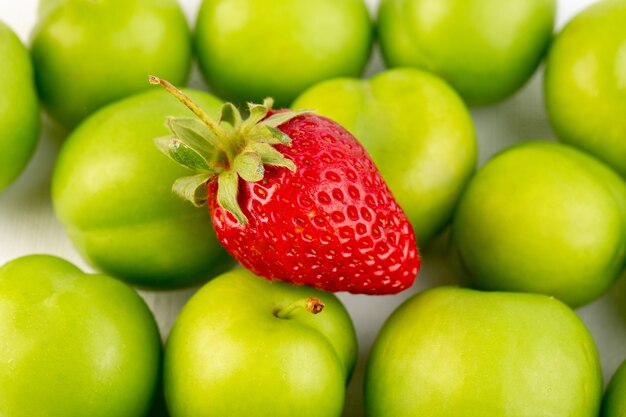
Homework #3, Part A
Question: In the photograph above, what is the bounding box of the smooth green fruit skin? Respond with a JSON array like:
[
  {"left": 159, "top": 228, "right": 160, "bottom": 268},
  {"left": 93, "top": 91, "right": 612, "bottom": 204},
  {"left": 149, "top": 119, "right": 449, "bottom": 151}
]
[
  {"left": 0, "top": 22, "right": 39, "bottom": 190},
  {"left": 31, "top": 0, "right": 191, "bottom": 128},
  {"left": 195, "top": 0, "right": 372, "bottom": 106},
  {"left": 0, "top": 255, "right": 161, "bottom": 417},
  {"left": 293, "top": 68, "right": 476, "bottom": 246},
  {"left": 451, "top": 141, "right": 626, "bottom": 307},
  {"left": 378, "top": 0, "right": 556, "bottom": 105},
  {"left": 164, "top": 269, "right": 357, "bottom": 417},
  {"left": 365, "top": 286, "right": 602, "bottom": 417},
  {"left": 52, "top": 89, "right": 234, "bottom": 289},
  {"left": 545, "top": 0, "right": 626, "bottom": 178},
  {"left": 602, "top": 359, "right": 626, "bottom": 417}
]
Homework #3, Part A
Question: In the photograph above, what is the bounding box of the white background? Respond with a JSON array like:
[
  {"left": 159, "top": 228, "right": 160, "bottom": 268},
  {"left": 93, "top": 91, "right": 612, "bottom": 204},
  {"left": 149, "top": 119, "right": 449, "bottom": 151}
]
[{"left": 1, "top": 1, "right": 624, "bottom": 416}]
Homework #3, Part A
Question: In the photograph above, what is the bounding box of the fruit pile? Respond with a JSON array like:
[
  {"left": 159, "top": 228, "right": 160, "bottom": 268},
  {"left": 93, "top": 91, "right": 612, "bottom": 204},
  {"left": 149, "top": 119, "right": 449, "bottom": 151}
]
[{"left": 0, "top": 0, "right": 625, "bottom": 416}]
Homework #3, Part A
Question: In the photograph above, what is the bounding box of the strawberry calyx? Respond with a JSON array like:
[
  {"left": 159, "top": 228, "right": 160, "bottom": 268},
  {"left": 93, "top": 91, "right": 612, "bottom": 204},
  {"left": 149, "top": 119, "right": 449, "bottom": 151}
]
[{"left": 149, "top": 76, "right": 311, "bottom": 225}]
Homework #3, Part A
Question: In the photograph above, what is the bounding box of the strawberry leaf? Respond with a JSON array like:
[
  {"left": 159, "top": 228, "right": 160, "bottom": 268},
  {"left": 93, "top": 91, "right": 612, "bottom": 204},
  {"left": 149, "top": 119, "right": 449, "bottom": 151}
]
[
  {"left": 234, "top": 152, "right": 264, "bottom": 182},
  {"left": 219, "top": 103, "right": 242, "bottom": 129},
  {"left": 154, "top": 137, "right": 217, "bottom": 174},
  {"left": 248, "top": 142, "right": 296, "bottom": 172},
  {"left": 247, "top": 124, "right": 291, "bottom": 145},
  {"left": 262, "top": 109, "right": 311, "bottom": 128},
  {"left": 245, "top": 98, "right": 274, "bottom": 127},
  {"left": 167, "top": 117, "right": 224, "bottom": 156},
  {"left": 266, "top": 126, "right": 293, "bottom": 145},
  {"left": 172, "top": 173, "right": 213, "bottom": 207},
  {"left": 217, "top": 171, "right": 247, "bottom": 224},
  {"left": 151, "top": 78, "right": 303, "bottom": 223}
]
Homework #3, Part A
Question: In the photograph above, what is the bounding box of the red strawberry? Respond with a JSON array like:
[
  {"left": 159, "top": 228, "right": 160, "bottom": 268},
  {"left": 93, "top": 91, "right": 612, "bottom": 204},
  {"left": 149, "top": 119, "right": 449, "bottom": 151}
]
[{"left": 150, "top": 76, "right": 420, "bottom": 294}]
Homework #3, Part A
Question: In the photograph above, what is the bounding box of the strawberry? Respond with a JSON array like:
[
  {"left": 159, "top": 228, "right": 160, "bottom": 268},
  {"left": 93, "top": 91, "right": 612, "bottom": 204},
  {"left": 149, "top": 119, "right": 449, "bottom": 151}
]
[{"left": 150, "top": 76, "right": 420, "bottom": 294}]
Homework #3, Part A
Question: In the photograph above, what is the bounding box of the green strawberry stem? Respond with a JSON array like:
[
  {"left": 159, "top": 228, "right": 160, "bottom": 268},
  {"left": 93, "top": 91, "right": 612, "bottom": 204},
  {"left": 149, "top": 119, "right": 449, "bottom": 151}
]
[
  {"left": 149, "top": 75, "right": 231, "bottom": 156},
  {"left": 148, "top": 75, "right": 312, "bottom": 224},
  {"left": 275, "top": 297, "right": 325, "bottom": 319}
]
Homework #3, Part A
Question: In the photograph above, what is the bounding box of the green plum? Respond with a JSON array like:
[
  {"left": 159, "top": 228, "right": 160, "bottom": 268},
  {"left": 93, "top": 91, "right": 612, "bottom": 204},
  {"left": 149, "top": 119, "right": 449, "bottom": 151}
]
[
  {"left": 602, "top": 359, "right": 626, "bottom": 417},
  {"left": 164, "top": 268, "right": 357, "bottom": 417},
  {"left": 52, "top": 89, "right": 234, "bottom": 289},
  {"left": 451, "top": 141, "right": 626, "bottom": 307},
  {"left": 365, "top": 286, "right": 603, "bottom": 417},
  {"left": 31, "top": 0, "right": 192, "bottom": 128},
  {"left": 378, "top": 0, "right": 556, "bottom": 105},
  {"left": 0, "top": 21, "right": 39, "bottom": 190},
  {"left": 195, "top": 0, "right": 372, "bottom": 106},
  {"left": 0, "top": 255, "right": 161, "bottom": 417},
  {"left": 545, "top": 0, "right": 626, "bottom": 177},
  {"left": 293, "top": 68, "right": 476, "bottom": 245}
]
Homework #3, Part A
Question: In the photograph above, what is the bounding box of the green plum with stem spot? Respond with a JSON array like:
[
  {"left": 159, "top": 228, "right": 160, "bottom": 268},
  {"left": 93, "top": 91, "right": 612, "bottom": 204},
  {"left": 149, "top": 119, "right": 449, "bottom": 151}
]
[{"left": 164, "top": 268, "right": 357, "bottom": 417}]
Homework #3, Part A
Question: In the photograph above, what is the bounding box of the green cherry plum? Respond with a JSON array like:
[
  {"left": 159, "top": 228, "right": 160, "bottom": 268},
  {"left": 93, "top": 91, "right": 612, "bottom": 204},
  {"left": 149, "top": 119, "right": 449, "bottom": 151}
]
[
  {"left": 194, "top": 0, "right": 373, "bottom": 106},
  {"left": 293, "top": 68, "right": 476, "bottom": 245},
  {"left": 52, "top": 89, "right": 234, "bottom": 289},
  {"left": 545, "top": 0, "right": 626, "bottom": 178},
  {"left": 0, "top": 255, "right": 161, "bottom": 417},
  {"left": 31, "top": 0, "right": 192, "bottom": 128},
  {"left": 0, "top": 21, "right": 39, "bottom": 191},
  {"left": 451, "top": 141, "right": 626, "bottom": 307},
  {"left": 378, "top": 0, "right": 556, "bottom": 105},
  {"left": 164, "top": 268, "right": 357, "bottom": 417},
  {"left": 602, "top": 359, "right": 626, "bottom": 417},
  {"left": 365, "top": 286, "right": 603, "bottom": 417}
]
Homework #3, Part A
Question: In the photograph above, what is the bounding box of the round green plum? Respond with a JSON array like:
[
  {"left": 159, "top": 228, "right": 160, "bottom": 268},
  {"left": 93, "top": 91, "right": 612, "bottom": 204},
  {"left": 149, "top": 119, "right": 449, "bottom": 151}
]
[
  {"left": 365, "top": 286, "right": 603, "bottom": 417},
  {"left": 377, "top": 0, "right": 556, "bottom": 105},
  {"left": 31, "top": 0, "right": 192, "bottom": 128},
  {"left": 602, "top": 359, "right": 626, "bottom": 417},
  {"left": 0, "top": 255, "right": 161, "bottom": 417},
  {"left": 293, "top": 68, "right": 476, "bottom": 245},
  {"left": 545, "top": 0, "right": 626, "bottom": 178},
  {"left": 451, "top": 141, "right": 626, "bottom": 307},
  {"left": 164, "top": 268, "right": 357, "bottom": 417},
  {"left": 195, "top": 0, "right": 373, "bottom": 106},
  {"left": 0, "top": 21, "right": 39, "bottom": 190},
  {"left": 52, "top": 89, "right": 234, "bottom": 289}
]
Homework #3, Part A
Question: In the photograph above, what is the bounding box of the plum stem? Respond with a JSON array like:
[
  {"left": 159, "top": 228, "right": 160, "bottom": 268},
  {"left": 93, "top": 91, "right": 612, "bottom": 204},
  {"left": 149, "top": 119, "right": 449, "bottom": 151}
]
[{"left": 275, "top": 297, "right": 324, "bottom": 318}]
